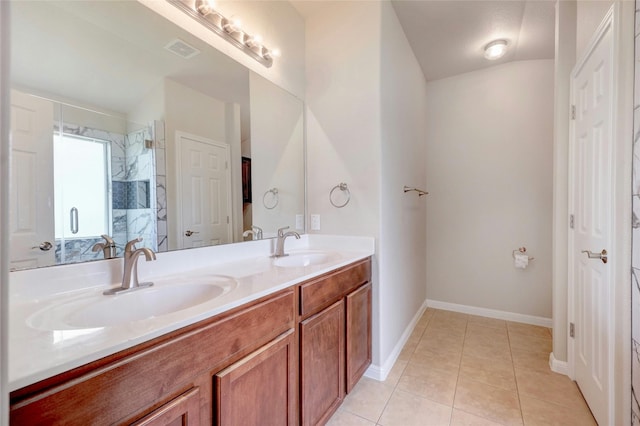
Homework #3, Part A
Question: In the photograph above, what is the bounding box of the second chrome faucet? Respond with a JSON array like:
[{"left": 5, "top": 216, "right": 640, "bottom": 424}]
[
  {"left": 104, "top": 237, "right": 156, "bottom": 295},
  {"left": 273, "top": 226, "right": 300, "bottom": 258}
]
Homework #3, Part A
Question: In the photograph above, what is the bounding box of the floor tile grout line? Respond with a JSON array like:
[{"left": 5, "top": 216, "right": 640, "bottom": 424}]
[
  {"left": 447, "top": 317, "right": 469, "bottom": 425},
  {"left": 456, "top": 321, "right": 525, "bottom": 426},
  {"left": 507, "top": 328, "right": 526, "bottom": 425}
]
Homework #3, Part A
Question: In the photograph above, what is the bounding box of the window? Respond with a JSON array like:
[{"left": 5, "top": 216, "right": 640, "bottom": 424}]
[{"left": 54, "top": 133, "right": 111, "bottom": 239}]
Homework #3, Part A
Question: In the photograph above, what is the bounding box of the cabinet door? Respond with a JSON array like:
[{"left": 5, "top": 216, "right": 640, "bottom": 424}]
[
  {"left": 346, "top": 283, "right": 372, "bottom": 393},
  {"left": 300, "top": 300, "right": 345, "bottom": 426},
  {"left": 216, "top": 330, "right": 295, "bottom": 426},
  {"left": 131, "top": 387, "right": 200, "bottom": 426}
]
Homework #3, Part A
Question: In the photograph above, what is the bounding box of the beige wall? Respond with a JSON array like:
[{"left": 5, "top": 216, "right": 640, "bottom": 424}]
[
  {"left": 306, "top": 0, "right": 429, "bottom": 375},
  {"left": 305, "top": 1, "right": 382, "bottom": 239},
  {"left": 249, "top": 73, "right": 305, "bottom": 236},
  {"left": 425, "top": 60, "right": 554, "bottom": 319},
  {"left": 378, "top": 0, "right": 429, "bottom": 372}
]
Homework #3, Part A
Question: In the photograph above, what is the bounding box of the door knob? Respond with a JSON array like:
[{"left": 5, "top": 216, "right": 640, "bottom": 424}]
[
  {"left": 185, "top": 230, "right": 199, "bottom": 237},
  {"left": 32, "top": 241, "right": 53, "bottom": 251},
  {"left": 581, "top": 249, "right": 607, "bottom": 264}
]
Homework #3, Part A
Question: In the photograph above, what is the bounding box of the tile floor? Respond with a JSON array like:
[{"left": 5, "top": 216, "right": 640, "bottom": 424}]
[{"left": 327, "top": 308, "right": 596, "bottom": 426}]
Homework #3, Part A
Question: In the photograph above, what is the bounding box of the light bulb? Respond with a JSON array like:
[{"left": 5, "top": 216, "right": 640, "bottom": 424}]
[
  {"left": 223, "top": 17, "right": 241, "bottom": 32},
  {"left": 484, "top": 39, "right": 508, "bottom": 60},
  {"left": 270, "top": 48, "right": 281, "bottom": 58},
  {"left": 246, "top": 34, "right": 263, "bottom": 47},
  {"left": 195, "top": 0, "right": 214, "bottom": 15}
]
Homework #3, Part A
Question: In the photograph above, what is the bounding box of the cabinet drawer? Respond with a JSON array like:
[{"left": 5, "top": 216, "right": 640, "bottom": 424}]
[{"left": 299, "top": 258, "right": 371, "bottom": 318}]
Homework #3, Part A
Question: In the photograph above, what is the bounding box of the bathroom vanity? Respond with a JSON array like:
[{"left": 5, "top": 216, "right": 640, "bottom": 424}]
[{"left": 8, "top": 236, "right": 373, "bottom": 425}]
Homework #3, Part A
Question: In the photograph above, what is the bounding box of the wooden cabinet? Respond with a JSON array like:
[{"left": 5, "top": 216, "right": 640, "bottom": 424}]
[
  {"left": 300, "top": 300, "right": 345, "bottom": 426},
  {"left": 299, "top": 258, "right": 372, "bottom": 426},
  {"left": 10, "top": 257, "right": 372, "bottom": 426},
  {"left": 346, "top": 282, "right": 372, "bottom": 393},
  {"left": 131, "top": 387, "right": 201, "bottom": 426},
  {"left": 216, "top": 330, "right": 296, "bottom": 426}
]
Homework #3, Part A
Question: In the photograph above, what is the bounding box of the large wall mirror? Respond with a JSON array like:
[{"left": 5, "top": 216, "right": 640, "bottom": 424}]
[{"left": 9, "top": 0, "right": 305, "bottom": 271}]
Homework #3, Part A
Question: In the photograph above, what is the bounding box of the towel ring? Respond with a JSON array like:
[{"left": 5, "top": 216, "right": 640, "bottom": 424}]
[
  {"left": 330, "top": 183, "right": 350, "bottom": 208},
  {"left": 263, "top": 188, "right": 279, "bottom": 210}
]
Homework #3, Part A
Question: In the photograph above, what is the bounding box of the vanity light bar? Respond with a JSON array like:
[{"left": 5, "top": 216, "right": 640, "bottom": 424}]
[{"left": 170, "top": 0, "right": 276, "bottom": 68}]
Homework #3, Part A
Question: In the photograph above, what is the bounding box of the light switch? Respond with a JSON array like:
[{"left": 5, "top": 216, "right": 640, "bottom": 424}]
[
  {"left": 295, "top": 214, "right": 304, "bottom": 230},
  {"left": 311, "top": 214, "right": 321, "bottom": 231}
]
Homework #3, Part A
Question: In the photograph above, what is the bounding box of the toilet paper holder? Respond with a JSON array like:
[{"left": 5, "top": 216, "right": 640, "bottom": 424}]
[{"left": 512, "top": 247, "right": 535, "bottom": 261}]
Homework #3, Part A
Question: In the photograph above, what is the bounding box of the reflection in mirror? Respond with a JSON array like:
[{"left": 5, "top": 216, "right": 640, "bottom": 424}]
[
  {"left": 249, "top": 73, "right": 305, "bottom": 236},
  {"left": 9, "top": 0, "right": 305, "bottom": 271},
  {"left": 54, "top": 104, "right": 155, "bottom": 264}
]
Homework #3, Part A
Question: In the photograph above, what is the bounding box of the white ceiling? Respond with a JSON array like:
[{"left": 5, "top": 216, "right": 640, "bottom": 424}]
[
  {"left": 292, "top": 0, "right": 556, "bottom": 81},
  {"left": 11, "top": 1, "right": 250, "bottom": 127}
]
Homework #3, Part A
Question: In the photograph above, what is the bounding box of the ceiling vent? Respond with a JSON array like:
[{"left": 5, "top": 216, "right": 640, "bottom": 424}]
[{"left": 164, "top": 38, "right": 201, "bottom": 59}]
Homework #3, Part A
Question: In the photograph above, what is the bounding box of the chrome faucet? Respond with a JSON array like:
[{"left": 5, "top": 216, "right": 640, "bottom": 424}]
[
  {"left": 242, "top": 226, "right": 264, "bottom": 241},
  {"left": 253, "top": 226, "right": 263, "bottom": 240},
  {"left": 92, "top": 234, "right": 117, "bottom": 259},
  {"left": 104, "top": 237, "right": 156, "bottom": 295},
  {"left": 272, "top": 226, "right": 300, "bottom": 258}
]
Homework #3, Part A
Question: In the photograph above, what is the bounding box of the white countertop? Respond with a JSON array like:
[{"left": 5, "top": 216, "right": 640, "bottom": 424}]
[{"left": 9, "top": 235, "right": 374, "bottom": 392}]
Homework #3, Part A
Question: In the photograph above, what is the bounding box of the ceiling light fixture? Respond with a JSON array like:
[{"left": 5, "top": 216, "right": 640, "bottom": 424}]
[
  {"left": 484, "top": 39, "right": 508, "bottom": 60},
  {"left": 171, "top": 0, "right": 277, "bottom": 68}
]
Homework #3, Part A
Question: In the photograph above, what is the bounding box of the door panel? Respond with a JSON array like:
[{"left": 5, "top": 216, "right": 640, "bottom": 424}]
[
  {"left": 346, "top": 283, "right": 372, "bottom": 393},
  {"left": 569, "top": 14, "right": 613, "bottom": 424},
  {"left": 215, "top": 330, "right": 295, "bottom": 426},
  {"left": 300, "top": 300, "right": 345, "bottom": 426},
  {"left": 177, "top": 132, "right": 231, "bottom": 249},
  {"left": 10, "top": 90, "right": 55, "bottom": 269}
]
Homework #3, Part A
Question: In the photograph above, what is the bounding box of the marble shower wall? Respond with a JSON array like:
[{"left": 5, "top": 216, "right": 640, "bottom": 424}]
[
  {"left": 111, "top": 123, "right": 128, "bottom": 259},
  {"left": 154, "top": 120, "right": 168, "bottom": 252},
  {"left": 632, "top": 2, "right": 640, "bottom": 424},
  {"left": 124, "top": 125, "right": 158, "bottom": 252}
]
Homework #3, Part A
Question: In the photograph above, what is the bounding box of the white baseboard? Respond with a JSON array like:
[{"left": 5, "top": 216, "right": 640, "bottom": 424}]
[
  {"left": 364, "top": 299, "right": 428, "bottom": 381},
  {"left": 426, "top": 299, "right": 553, "bottom": 328},
  {"left": 549, "top": 352, "right": 568, "bottom": 375}
]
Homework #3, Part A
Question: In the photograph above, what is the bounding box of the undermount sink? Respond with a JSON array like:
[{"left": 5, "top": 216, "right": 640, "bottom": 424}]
[
  {"left": 28, "top": 277, "right": 237, "bottom": 331},
  {"left": 273, "top": 251, "right": 335, "bottom": 268}
]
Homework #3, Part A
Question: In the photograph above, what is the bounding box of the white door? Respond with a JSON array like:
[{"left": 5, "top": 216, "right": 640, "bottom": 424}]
[
  {"left": 176, "top": 132, "right": 231, "bottom": 248},
  {"left": 9, "top": 90, "right": 55, "bottom": 269},
  {"left": 568, "top": 11, "right": 614, "bottom": 425}
]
